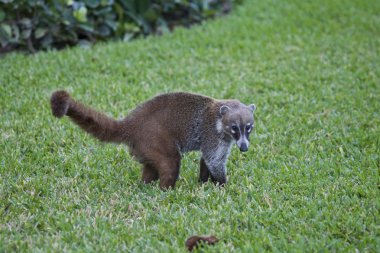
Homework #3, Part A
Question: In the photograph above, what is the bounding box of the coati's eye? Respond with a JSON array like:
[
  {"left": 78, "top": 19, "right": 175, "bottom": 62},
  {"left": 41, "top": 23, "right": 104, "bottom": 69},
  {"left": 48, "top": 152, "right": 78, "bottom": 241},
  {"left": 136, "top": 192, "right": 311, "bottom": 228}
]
[
  {"left": 246, "top": 124, "right": 253, "bottom": 133},
  {"left": 231, "top": 125, "right": 239, "bottom": 133}
]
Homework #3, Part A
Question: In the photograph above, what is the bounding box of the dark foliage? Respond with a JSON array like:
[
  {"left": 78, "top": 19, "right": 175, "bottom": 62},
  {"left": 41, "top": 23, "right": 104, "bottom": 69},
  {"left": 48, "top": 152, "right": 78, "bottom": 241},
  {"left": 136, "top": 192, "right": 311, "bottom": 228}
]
[{"left": 0, "top": 0, "right": 241, "bottom": 53}]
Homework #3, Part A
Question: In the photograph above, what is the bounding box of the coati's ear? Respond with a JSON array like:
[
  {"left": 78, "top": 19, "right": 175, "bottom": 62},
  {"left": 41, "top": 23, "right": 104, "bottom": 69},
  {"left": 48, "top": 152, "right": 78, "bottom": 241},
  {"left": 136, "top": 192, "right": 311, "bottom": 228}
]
[
  {"left": 249, "top": 104, "right": 256, "bottom": 112},
  {"left": 220, "top": 105, "right": 231, "bottom": 116}
]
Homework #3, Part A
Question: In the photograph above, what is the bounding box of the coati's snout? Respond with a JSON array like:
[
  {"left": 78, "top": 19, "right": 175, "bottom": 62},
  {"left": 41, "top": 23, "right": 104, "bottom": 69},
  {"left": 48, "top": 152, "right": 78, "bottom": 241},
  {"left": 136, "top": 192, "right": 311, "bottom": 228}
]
[
  {"left": 239, "top": 142, "right": 248, "bottom": 152},
  {"left": 219, "top": 103, "right": 256, "bottom": 152}
]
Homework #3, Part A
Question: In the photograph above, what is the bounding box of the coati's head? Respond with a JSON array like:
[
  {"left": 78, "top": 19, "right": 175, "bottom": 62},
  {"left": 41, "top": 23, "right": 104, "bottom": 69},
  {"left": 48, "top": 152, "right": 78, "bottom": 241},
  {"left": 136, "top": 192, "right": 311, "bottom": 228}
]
[{"left": 218, "top": 103, "right": 256, "bottom": 152}]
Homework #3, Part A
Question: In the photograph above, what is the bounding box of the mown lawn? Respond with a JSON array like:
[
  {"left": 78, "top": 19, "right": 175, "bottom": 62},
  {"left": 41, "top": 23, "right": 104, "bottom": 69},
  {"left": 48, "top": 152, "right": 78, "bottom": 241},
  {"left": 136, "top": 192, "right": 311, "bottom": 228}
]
[{"left": 1, "top": 0, "right": 379, "bottom": 252}]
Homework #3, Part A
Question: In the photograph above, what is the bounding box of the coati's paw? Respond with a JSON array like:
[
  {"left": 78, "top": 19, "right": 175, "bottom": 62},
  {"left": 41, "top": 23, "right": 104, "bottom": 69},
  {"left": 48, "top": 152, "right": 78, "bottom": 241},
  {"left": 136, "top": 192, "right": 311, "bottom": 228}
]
[{"left": 50, "top": 90, "right": 71, "bottom": 118}]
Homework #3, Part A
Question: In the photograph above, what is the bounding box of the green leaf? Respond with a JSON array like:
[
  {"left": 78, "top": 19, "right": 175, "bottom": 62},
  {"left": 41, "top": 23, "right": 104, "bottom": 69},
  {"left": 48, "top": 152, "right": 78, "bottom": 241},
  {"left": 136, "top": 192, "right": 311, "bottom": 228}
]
[
  {"left": 40, "top": 33, "right": 53, "bottom": 47},
  {"left": 123, "top": 32, "right": 134, "bottom": 42},
  {"left": 34, "top": 28, "right": 48, "bottom": 39},
  {"left": 0, "top": 24, "right": 11, "bottom": 47},
  {"left": 100, "top": 0, "right": 114, "bottom": 6},
  {"left": 123, "top": 22, "right": 140, "bottom": 33},
  {"left": 73, "top": 6, "right": 87, "bottom": 22},
  {"left": 10, "top": 24, "right": 19, "bottom": 41},
  {"left": 19, "top": 18, "right": 32, "bottom": 28},
  {"left": 97, "top": 24, "right": 111, "bottom": 37},
  {"left": 84, "top": 0, "right": 100, "bottom": 8},
  {"left": 1, "top": 24, "right": 11, "bottom": 37},
  {"left": 114, "top": 2, "right": 124, "bottom": 21},
  {"left": 104, "top": 20, "right": 117, "bottom": 31},
  {"left": 143, "top": 8, "right": 159, "bottom": 22},
  {"left": 0, "top": 8, "right": 5, "bottom": 22},
  {"left": 21, "top": 29, "right": 31, "bottom": 39},
  {"left": 78, "top": 23, "right": 94, "bottom": 33},
  {"left": 93, "top": 6, "right": 112, "bottom": 15},
  {"left": 137, "top": 0, "right": 150, "bottom": 13}
]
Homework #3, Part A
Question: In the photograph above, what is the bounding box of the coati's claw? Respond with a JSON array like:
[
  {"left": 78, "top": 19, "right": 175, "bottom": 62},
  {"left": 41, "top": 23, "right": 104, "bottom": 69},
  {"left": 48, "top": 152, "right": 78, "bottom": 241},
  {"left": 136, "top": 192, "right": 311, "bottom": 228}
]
[{"left": 50, "top": 90, "right": 70, "bottom": 118}]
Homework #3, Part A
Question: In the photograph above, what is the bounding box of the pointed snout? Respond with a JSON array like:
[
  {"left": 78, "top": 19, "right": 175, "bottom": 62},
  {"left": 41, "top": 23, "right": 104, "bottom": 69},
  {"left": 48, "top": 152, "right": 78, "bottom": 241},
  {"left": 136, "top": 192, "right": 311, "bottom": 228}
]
[
  {"left": 239, "top": 143, "right": 248, "bottom": 152},
  {"left": 237, "top": 138, "right": 249, "bottom": 152}
]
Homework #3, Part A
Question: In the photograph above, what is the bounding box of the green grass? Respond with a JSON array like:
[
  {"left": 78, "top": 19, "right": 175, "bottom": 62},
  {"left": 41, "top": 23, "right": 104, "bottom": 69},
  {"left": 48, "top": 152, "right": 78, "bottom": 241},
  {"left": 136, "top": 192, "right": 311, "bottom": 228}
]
[{"left": 1, "top": 0, "right": 379, "bottom": 252}]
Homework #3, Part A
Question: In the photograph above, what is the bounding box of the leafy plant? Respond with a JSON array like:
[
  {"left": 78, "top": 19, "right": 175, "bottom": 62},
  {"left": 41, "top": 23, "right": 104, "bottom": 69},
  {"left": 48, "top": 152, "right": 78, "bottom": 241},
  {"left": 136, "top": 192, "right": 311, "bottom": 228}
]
[{"left": 0, "top": 0, "right": 241, "bottom": 53}]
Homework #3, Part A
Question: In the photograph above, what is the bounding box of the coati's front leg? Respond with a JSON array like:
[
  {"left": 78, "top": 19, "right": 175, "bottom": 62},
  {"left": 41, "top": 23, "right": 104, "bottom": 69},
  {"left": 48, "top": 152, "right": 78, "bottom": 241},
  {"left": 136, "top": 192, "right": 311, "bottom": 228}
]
[
  {"left": 200, "top": 152, "right": 230, "bottom": 185},
  {"left": 200, "top": 139, "right": 233, "bottom": 185},
  {"left": 203, "top": 162, "right": 227, "bottom": 185},
  {"left": 199, "top": 158, "right": 220, "bottom": 184},
  {"left": 199, "top": 158, "right": 211, "bottom": 183}
]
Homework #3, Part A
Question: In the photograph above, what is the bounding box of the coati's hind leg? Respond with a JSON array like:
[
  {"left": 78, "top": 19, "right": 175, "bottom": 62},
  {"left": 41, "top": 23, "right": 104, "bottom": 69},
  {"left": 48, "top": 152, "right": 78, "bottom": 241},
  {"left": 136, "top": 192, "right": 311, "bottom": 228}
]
[
  {"left": 140, "top": 148, "right": 181, "bottom": 190},
  {"left": 157, "top": 155, "right": 181, "bottom": 189},
  {"left": 142, "top": 164, "right": 159, "bottom": 184}
]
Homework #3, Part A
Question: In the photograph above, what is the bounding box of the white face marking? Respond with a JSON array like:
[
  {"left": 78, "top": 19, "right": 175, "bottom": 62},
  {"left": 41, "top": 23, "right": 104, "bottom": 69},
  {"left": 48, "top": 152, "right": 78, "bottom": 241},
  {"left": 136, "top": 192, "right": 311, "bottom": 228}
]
[
  {"left": 231, "top": 121, "right": 239, "bottom": 134},
  {"left": 237, "top": 136, "right": 249, "bottom": 149},
  {"left": 216, "top": 119, "right": 223, "bottom": 133},
  {"left": 246, "top": 123, "right": 253, "bottom": 133},
  {"left": 235, "top": 123, "right": 250, "bottom": 151}
]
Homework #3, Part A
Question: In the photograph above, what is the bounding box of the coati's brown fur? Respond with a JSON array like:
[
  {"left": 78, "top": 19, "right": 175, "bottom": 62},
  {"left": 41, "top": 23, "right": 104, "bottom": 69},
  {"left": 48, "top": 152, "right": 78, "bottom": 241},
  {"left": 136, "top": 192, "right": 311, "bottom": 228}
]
[
  {"left": 185, "top": 235, "right": 219, "bottom": 251},
  {"left": 50, "top": 90, "right": 256, "bottom": 189}
]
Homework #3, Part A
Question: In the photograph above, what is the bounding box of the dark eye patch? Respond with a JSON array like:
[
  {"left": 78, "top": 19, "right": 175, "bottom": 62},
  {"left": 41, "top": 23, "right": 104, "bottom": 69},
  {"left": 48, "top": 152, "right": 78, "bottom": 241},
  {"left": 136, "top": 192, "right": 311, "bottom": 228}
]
[{"left": 231, "top": 125, "right": 239, "bottom": 132}]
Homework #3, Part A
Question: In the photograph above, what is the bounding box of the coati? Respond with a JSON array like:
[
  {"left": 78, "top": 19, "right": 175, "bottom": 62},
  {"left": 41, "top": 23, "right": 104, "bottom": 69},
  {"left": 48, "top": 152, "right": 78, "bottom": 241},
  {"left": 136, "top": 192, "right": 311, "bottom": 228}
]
[{"left": 50, "top": 91, "right": 256, "bottom": 189}]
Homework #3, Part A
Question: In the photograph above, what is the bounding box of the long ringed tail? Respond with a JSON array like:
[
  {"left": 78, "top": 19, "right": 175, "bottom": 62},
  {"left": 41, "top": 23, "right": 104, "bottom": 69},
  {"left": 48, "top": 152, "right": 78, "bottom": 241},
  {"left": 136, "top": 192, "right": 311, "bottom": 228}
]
[{"left": 50, "top": 90, "right": 127, "bottom": 143}]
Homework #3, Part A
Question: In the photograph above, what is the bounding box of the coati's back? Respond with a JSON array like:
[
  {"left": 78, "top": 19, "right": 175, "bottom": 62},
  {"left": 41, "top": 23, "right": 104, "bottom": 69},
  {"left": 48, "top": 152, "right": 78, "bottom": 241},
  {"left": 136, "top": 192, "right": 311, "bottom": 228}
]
[{"left": 124, "top": 92, "right": 216, "bottom": 153}]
